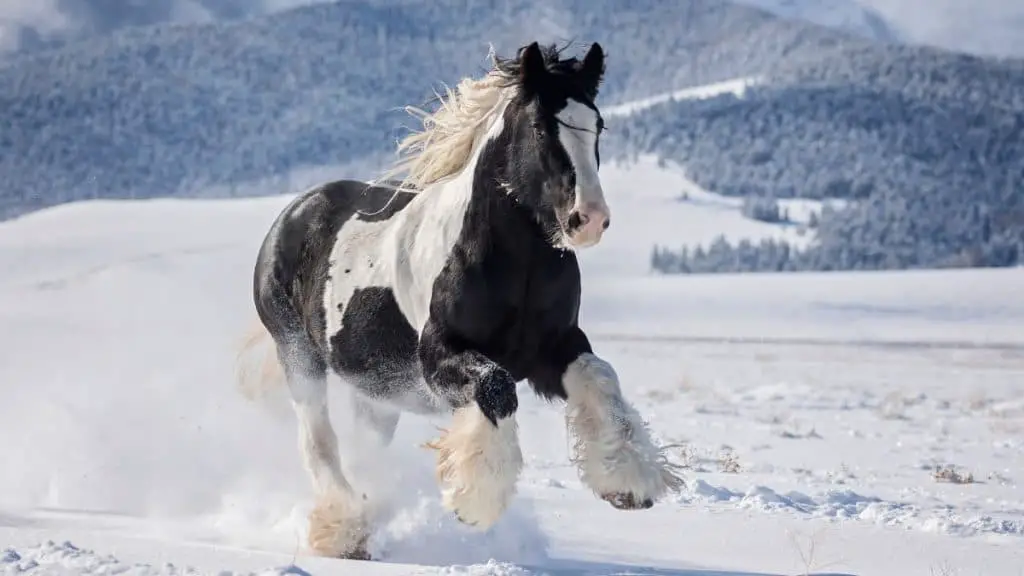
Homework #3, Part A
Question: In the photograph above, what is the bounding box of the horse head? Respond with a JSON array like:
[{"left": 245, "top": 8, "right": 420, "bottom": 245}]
[{"left": 496, "top": 41, "right": 610, "bottom": 250}]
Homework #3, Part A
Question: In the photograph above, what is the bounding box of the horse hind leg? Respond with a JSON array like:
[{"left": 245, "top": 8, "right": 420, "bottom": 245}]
[{"left": 277, "top": 339, "right": 373, "bottom": 560}]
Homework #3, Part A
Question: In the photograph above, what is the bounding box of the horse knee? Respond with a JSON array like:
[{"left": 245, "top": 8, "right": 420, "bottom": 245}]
[
  {"left": 427, "top": 402, "right": 523, "bottom": 529},
  {"left": 472, "top": 364, "right": 519, "bottom": 425},
  {"left": 562, "top": 353, "right": 684, "bottom": 510}
]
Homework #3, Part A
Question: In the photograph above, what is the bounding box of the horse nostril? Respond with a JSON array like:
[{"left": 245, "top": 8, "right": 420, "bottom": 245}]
[
  {"left": 602, "top": 218, "right": 610, "bottom": 230},
  {"left": 568, "top": 212, "right": 584, "bottom": 230}
]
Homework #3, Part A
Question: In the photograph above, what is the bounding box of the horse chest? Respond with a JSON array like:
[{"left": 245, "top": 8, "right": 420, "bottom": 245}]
[{"left": 446, "top": 250, "right": 580, "bottom": 375}]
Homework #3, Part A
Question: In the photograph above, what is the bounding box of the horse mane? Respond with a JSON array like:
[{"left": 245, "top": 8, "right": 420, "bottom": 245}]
[{"left": 382, "top": 43, "right": 574, "bottom": 193}]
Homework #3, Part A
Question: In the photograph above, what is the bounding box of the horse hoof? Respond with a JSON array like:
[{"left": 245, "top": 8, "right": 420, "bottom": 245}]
[
  {"left": 455, "top": 512, "right": 479, "bottom": 527},
  {"left": 602, "top": 492, "right": 654, "bottom": 510}
]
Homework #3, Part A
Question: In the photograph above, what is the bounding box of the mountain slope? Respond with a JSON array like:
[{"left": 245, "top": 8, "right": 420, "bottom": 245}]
[
  {"left": 0, "top": 0, "right": 540, "bottom": 215},
  {"left": 24, "top": 0, "right": 1024, "bottom": 61},
  {"left": 0, "top": 1, "right": 338, "bottom": 55},
  {"left": 618, "top": 41, "right": 1024, "bottom": 272},
  {"left": 0, "top": 0, "right": 871, "bottom": 220},
  {"left": 0, "top": 0, "right": 897, "bottom": 59},
  {"left": 858, "top": 0, "right": 1024, "bottom": 60},
  {"left": 734, "top": 0, "right": 899, "bottom": 42},
  {"left": 4, "top": 0, "right": 1022, "bottom": 275}
]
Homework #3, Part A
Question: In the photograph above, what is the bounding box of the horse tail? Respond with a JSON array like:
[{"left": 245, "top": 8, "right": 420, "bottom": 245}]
[{"left": 234, "top": 319, "right": 286, "bottom": 401}]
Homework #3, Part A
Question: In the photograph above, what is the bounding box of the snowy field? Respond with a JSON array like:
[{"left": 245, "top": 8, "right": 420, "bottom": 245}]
[
  {"left": 1, "top": 159, "right": 1023, "bottom": 576},
  {"left": 576, "top": 155, "right": 818, "bottom": 278}
]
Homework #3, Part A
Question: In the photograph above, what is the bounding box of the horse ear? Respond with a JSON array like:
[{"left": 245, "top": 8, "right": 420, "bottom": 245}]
[
  {"left": 519, "top": 41, "right": 547, "bottom": 87},
  {"left": 580, "top": 42, "right": 605, "bottom": 95}
]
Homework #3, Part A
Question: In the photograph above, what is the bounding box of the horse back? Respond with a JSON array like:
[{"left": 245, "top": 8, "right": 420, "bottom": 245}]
[{"left": 253, "top": 179, "right": 416, "bottom": 346}]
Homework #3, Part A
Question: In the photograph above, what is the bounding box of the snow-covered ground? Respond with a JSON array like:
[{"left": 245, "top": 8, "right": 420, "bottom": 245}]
[
  {"left": 2, "top": 158, "right": 1023, "bottom": 575},
  {"left": 577, "top": 155, "right": 824, "bottom": 277}
]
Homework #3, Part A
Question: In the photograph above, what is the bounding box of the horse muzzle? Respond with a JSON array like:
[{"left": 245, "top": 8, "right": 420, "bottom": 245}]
[{"left": 566, "top": 200, "right": 611, "bottom": 248}]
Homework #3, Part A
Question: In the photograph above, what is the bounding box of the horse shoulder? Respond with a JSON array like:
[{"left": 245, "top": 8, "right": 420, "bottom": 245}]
[
  {"left": 316, "top": 182, "right": 417, "bottom": 352},
  {"left": 389, "top": 180, "right": 477, "bottom": 334}
]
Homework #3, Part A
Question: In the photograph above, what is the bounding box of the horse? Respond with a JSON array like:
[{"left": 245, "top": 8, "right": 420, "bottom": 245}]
[{"left": 236, "top": 41, "right": 684, "bottom": 560}]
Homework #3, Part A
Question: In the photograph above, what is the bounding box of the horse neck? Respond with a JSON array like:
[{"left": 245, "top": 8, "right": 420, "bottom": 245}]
[
  {"left": 462, "top": 156, "right": 572, "bottom": 271},
  {"left": 412, "top": 97, "right": 514, "bottom": 229}
]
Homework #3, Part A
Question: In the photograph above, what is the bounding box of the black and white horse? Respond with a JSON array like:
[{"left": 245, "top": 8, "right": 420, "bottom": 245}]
[{"left": 237, "top": 41, "right": 683, "bottom": 560}]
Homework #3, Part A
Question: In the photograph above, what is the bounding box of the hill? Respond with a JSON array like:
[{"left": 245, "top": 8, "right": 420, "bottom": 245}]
[
  {"left": 621, "top": 42, "right": 1024, "bottom": 273},
  {"left": 3, "top": 0, "right": 1021, "bottom": 275},
  {"left": 0, "top": 0, "right": 528, "bottom": 217},
  {"left": 0, "top": 0, "right": 901, "bottom": 58},
  {"left": 0, "top": 1, "right": 329, "bottom": 55},
  {"left": 857, "top": 0, "right": 1024, "bottom": 60},
  {"left": 734, "top": 0, "right": 899, "bottom": 43},
  {"left": 0, "top": 0, "right": 871, "bottom": 220}
]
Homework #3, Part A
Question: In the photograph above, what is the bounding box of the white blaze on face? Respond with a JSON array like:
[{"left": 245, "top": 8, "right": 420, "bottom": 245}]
[{"left": 555, "top": 98, "right": 609, "bottom": 248}]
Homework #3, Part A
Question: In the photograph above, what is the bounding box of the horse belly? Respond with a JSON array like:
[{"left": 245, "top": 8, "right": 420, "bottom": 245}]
[{"left": 326, "top": 283, "right": 437, "bottom": 412}]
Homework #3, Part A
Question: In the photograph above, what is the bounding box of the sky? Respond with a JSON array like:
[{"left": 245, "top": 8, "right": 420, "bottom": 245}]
[
  {"left": 859, "top": 0, "right": 1024, "bottom": 58},
  {"left": 0, "top": 0, "right": 66, "bottom": 52}
]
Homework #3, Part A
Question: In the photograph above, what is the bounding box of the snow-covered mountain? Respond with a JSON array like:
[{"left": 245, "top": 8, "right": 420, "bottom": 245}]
[
  {"left": 1, "top": 0, "right": 1021, "bottom": 275},
  {"left": 733, "top": 0, "right": 899, "bottom": 42},
  {"left": 6, "top": 0, "right": 1024, "bottom": 59},
  {"left": 5, "top": 0, "right": 1024, "bottom": 60},
  {"left": 859, "top": 0, "right": 1024, "bottom": 59},
  {"left": 0, "top": 0, "right": 338, "bottom": 54},
  {"left": 731, "top": 0, "right": 1024, "bottom": 58},
  {"left": 616, "top": 45, "right": 1024, "bottom": 273},
  {"left": 1, "top": 0, "right": 849, "bottom": 217}
]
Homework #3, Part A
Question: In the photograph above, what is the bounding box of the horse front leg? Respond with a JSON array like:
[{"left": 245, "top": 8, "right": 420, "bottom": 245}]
[
  {"left": 418, "top": 324, "right": 523, "bottom": 530},
  {"left": 529, "top": 328, "right": 684, "bottom": 510}
]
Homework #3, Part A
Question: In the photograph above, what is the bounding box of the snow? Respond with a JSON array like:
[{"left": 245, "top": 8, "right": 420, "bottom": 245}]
[
  {"left": 2, "top": 158, "right": 1023, "bottom": 575},
  {"left": 580, "top": 268, "right": 1024, "bottom": 345},
  {"left": 576, "top": 155, "right": 823, "bottom": 277},
  {"left": 603, "top": 78, "right": 759, "bottom": 118}
]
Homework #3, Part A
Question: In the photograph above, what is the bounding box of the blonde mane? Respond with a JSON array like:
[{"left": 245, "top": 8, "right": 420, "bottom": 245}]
[{"left": 383, "top": 61, "right": 519, "bottom": 192}]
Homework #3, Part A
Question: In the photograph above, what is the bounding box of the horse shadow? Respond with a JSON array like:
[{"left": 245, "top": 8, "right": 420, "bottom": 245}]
[
  {"left": 506, "top": 556, "right": 856, "bottom": 576},
  {"left": 417, "top": 557, "right": 856, "bottom": 573},
  {"left": 353, "top": 449, "right": 857, "bottom": 576}
]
